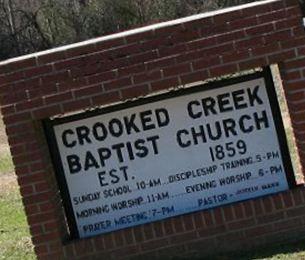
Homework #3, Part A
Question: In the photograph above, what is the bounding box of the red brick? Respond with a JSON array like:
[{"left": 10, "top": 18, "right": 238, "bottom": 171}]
[
  {"left": 239, "top": 57, "right": 268, "bottom": 71},
  {"left": 158, "top": 44, "right": 187, "bottom": 57},
  {"left": 5, "top": 58, "right": 37, "bottom": 73},
  {"left": 281, "top": 192, "right": 294, "bottom": 207},
  {"left": 146, "top": 57, "right": 176, "bottom": 71},
  {"left": 32, "top": 105, "right": 62, "bottom": 119},
  {"left": 242, "top": 202, "right": 254, "bottom": 218},
  {"left": 246, "top": 23, "right": 274, "bottom": 36},
  {"left": 39, "top": 202, "right": 56, "bottom": 212},
  {"left": 287, "top": 91, "right": 305, "bottom": 102},
  {"left": 284, "top": 58, "right": 305, "bottom": 70},
  {"left": 28, "top": 212, "right": 55, "bottom": 225},
  {"left": 111, "top": 245, "right": 139, "bottom": 259},
  {"left": 274, "top": 218, "right": 303, "bottom": 231},
  {"left": 129, "top": 50, "right": 158, "bottom": 64},
  {"left": 272, "top": 194, "right": 284, "bottom": 209},
  {"left": 205, "top": 43, "right": 235, "bottom": 56},
  {"left": 30, "top": 225, "right": 44, "bottom": 236},
  {"left": 242, "top": 4, "right": 271, "bottom": 17},
  {"left": 193, "top": 56, "right": 221, "bottom": 71},
  {"left": 143, "top": 223, "right": 155, "bottom": 240},
  {"left": 234, "top": 204, "right": 244, "bottom": 219},
  {"left": 41, "top": 71, "right": 70, "bottom": 84},
  {"left": 3, "top": 112, "right": 31, "bottom": 125},
  {"left": 258, "top": 9, "right": 287, "bottom": 24},
  {"left": 58, "top": 78, "right": 86, "bottom": 92},
  {"left": 121, "top": 84, "right": 150, "bottom": 99},
  {"left": 180, "top": 70, "right": 209, "bottom": 84},
  {"left": 183, "top": 214, "right": 195, "bottom": 231},
  {"left": 282, "top": 70, "right": 301, "bottom": 81},
  {"left": 19, "top": 173, "right": 47, "bottom": 189},
  {"left": 235, "top": 37, "right": 264, "bottom": 50},
  {"left": 119, "top": 64, "right": 145, "bottom": 78},
  {"left": 154, "top": 24, "right": 183, "bottom": 36},
  {"left": 28, "top": 84, "right": 58, "bottom": 99},
  {"left": 38, "top": 51, "right": 66, "bottom": 65},
  {"left": 35, "top": 182, "right": 50, "bottom": 193},
  {"left": 200, "top": 24, "right": 230, "bottom": 37},
  {"left": 257, "top": 212, "right": 285, "bottom": 224},
  {"left": 172, "top": 28, "right": 201, "bottom": 42},
  {"left": 281, "top": 37, "right": 305, "bottom": 49},
  {"left": 223, "top": 50, "right": 250, "bottom": 63},
  {"left": 106, "top": 43, "right": 141, "bottom": 60},
  {"left": 170, "top": 231, "right": 197, "bottom": 244},
  {"left": 244, "top": 224, "right": 273, "bottom": 237},
  {"left": 113, "top": 231, "right": 125, "bottom": 247},
  {"left": 264, "top": 30, "right": 293, "bottom": 44},
  {"left": 228, "top": 219, "right": 255, "bottom": 230},
  {"left": 209, "top": 64, "right": 238, "bottom": 78},
  {"left": 54, "top": 57, "right": 83, "bottom": 71},
  {"left": 229, "top": 16, "right": 258, "bottom": 30},
  {"left": 268, "top": 50, "right": 296, "bottom": 64},
  {"left": 151, "top": 222, "right": 164, "bottom": 238},
  {"left": 121, "top": 228, "right": 134, "bottom": 245},
  {"left": 287, "top": 6, "right": 303, "bottom": 17},
  {"left": 16, "top": 98, "right": 44, "bottom": 112},
  {"left": 151, "top": 77, "right": 179, "bottom": 91},
  {"left": 292, "top": 189, "right": 304, "bottom": 205},
  {"left": 141, "top": 238, "right": 168, "bottom": 251},
  {"left": 133, "top": 227, "right": 144, "bottom": 243},
  {"left": 20, "top": 185, "right": 34, "bottom": 196},
  {"left": 286, "top": 81, "right": 305, "bottom": 91},
  {"left": 173, "top": 216, "right": 184, "bottom": 233},
  {"left": 74, "top": 85, "right": 102, "bottom": 98},
  {"left": 96, "top": 37, "right": 125, "bottom": 51},
  {"left": 104, "top": 77, "right": 132, "bottom": 91},
  {"left": 133, "top": 70, "right": 162, "bottom": 84},
  {"left": 24, "top": 65, "right": 53, "bottom": 78},
  {"left": 202, "top": 211, "right": 214, "bottom": 226},
  {"left": 62, "top": 98, "right": 91, "bottom": 113},
  {"left": 125, "top": 30, "right": 154, "bottom": 43},
  {"left": 162, "top": 219, "right": 174, "bottom": 235},
  {"left": 217, "top": 30, "right": 246, "bottom": 44},
  {"left": 214, "top": 10, "right": 242, "bottom": 25},
  {"left": 222, "top": 206, "right": 234, "bottom": 221},
  {"left": 45, "top": 92, "right": 73, "bottom": 105},
  {"left": 34, "top": 245, "right": 49, "bottom": 256},
  {"left": 4, "top": 71, "right": 25, "bottom": 83},
  {"left": 140, "top": 37, "right": 170, "bottom": 52},
  {"left": 163, "top": 63, "right": 191, "bottom": 77},
  {"left": 91, "top": 91, "right": 120, "bottom": 106},
  {"left": 197, "top": 225, "right": 226, "bottom": 237},
  {"left": 252, "top": 199, "right": 264, "bottom": 215},
  {"left": 66, "top": 43, "right": 97, "bottom": 58},
  {"left": 270, "top": 1, "right": 285, "bottom": 10},
  {"left": 187, "top": 36, "right": 217, "bottom": 51}
]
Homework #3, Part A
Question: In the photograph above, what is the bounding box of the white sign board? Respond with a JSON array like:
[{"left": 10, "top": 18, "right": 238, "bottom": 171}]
[{"left": 45, "top": 70, "right": 295, "bottom": 239}]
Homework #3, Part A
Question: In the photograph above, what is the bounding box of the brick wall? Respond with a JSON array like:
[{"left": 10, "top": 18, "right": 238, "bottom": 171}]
[{"left": 1, "top": 0, "right": 305, "bottom": 259}]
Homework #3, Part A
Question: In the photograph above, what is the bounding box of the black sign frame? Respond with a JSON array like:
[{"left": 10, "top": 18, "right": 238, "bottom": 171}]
[{"left": 43, "top": 67, "right": 297, "bottom": 240}]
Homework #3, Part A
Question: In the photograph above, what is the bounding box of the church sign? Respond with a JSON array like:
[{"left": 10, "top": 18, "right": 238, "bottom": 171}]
[{"left": 44, "top": 68, "right": 295, "bottom": 239}]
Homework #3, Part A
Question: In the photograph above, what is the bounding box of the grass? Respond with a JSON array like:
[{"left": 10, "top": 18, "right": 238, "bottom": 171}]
[
  {"left": 0, "top": 153, "right": 13, "bottom": 174},
  {"left": 0, "top": 185, "right": 35, "bottom": 260},
  {"left": 0, "top": 124, "right": 35, "bottom": 260}
]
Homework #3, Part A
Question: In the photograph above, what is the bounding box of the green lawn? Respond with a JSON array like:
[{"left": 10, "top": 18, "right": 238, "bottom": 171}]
[
  {"left": 0, "top": 138, "right": 35, "bottom": 259},
  {"left": 0, "top": 172, "right": 35, "bottom": 260}
]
